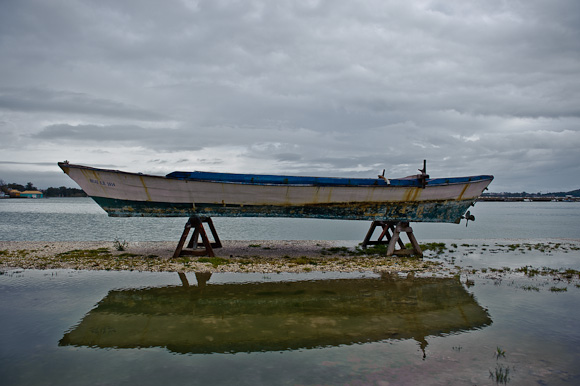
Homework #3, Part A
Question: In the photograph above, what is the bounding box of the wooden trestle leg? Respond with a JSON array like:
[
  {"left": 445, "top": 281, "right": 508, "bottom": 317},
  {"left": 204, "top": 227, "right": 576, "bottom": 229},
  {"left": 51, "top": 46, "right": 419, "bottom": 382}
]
[
  {"left": 361, "top": 221, "right": 423, "bottom": 257},
  {"left": 173, "top": 215, "right": 223, "bottom": 258}
]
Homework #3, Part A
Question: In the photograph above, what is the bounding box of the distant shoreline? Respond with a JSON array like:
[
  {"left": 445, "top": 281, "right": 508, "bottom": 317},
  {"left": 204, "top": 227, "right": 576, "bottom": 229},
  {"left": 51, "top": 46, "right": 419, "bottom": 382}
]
[{"left": 478, "top": 196, "right": 580, "bottom": 202}]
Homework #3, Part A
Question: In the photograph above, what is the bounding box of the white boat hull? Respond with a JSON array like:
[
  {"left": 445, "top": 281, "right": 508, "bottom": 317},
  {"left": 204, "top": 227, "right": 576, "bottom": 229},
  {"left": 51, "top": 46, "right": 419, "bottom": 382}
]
[{"left": 59, "top": 163, "right": 493, "bottom": 222}]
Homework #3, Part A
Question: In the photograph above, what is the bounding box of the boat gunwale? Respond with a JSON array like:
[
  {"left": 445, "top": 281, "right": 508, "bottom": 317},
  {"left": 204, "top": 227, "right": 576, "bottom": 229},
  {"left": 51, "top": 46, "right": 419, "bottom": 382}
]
[{"left": 59, "top": 163, "right": 494, "bottom": 188}]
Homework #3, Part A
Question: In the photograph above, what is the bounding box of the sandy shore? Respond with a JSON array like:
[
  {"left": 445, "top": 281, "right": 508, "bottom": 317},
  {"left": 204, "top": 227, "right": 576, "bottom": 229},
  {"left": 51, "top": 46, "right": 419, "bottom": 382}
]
[
  {"left": 0, "top": 240, "right": 445, "bottom": 274},
  {"left": 3, "top": 239, "right": 579, "bottom": 280}
]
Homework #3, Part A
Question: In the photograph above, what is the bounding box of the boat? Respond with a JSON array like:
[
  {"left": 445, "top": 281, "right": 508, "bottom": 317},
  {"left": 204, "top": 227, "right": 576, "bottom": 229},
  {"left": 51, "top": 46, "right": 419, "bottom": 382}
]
[
  {"left": 59, "top": 274, "right": 492, "bottom": 354},
  {"left": 57, "top": 161, "right": 493, "bottom": 222}
]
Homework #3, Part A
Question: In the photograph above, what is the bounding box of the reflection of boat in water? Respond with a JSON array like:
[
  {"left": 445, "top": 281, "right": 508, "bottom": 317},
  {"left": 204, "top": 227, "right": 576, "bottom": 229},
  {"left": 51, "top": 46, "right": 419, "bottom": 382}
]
[{"left": 60, "top": 274, "right": 491, "bottom": 355}]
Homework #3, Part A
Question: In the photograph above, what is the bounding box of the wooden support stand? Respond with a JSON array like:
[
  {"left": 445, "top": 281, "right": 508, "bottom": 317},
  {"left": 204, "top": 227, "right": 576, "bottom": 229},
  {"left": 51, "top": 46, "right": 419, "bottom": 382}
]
[
  {"left": 361, "top": 221, "right": 423, "bottom": 257},
  {"left": 173, "top": 216, "right": 222, "bottom": 258}
]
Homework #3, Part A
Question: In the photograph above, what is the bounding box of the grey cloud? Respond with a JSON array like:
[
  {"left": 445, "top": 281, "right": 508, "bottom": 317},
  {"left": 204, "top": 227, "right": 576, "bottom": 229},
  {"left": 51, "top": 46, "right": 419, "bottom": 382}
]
[
  {"left": 0, "top": 88, "right": 167, "bottom": 121},
  {"left": 31, "top": 123, "right": 204, "bottom": 152},
  {"left": 0, "top": 161, "right": 55, "bottom": 166},
  {"left": 34, "top": 123, "right": 150, "bottom": 141},
  {"left": 275, "top": 153, "right": 302, "bottom": 162}
]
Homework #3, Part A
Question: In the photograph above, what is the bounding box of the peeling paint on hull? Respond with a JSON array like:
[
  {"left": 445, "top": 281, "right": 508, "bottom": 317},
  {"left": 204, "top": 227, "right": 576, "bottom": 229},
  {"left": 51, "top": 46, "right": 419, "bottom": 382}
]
[
  {"left": 92, "top": 197, "right": 476, "bottom": 222},
  {"left": 59, "top": 163, "right": 493, "bottom": 222}
]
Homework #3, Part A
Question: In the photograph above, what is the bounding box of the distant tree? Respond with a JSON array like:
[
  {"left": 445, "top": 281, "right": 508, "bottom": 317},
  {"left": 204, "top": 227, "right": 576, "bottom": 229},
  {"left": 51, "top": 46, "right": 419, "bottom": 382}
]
[
  {"left": 7, "top": 183, "right": 25, "bottom": 191},
  {"left": 25, "top": 182, "right": 37, "bottom": 191},
  {"left": 43, "top": 186, "right": 87, "bottom": 197},
  {"left": 45, "top": 187, "right": 60, "bottom": 197},
  {"left": 66, "top": 187, "right": 87, "bottom": 197}
]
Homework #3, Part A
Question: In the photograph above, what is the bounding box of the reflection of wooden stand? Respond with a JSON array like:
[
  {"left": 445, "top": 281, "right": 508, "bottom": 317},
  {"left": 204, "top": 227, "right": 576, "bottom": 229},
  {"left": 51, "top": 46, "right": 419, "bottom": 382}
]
[
  {"left": 177, "top": 272, "right": 212, "bottom": 288},
  {"left": 361, "top": 221, "right": 422, "bottom": 257},
  {"left": 173, "top": 216, "right": 222, "bottom": 258}
]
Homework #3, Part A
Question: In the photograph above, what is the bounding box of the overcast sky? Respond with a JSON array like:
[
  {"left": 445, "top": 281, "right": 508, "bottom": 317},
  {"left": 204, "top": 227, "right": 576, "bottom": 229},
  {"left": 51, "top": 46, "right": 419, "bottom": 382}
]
[{"left": 1, "top": 0, "right": 579, "bottom": 192}]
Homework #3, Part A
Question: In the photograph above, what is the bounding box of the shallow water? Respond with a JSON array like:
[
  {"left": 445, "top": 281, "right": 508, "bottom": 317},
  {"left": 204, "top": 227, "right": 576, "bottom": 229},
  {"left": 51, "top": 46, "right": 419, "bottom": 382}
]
[
  {"left": 2, "top": 198, "right": 580, "bottom": 384},
  {"left": 1, "top": 197, "right": 580, "bottom": 241},
  {"left": 1, "top": 267, "right": 579, "bottom": 385}
]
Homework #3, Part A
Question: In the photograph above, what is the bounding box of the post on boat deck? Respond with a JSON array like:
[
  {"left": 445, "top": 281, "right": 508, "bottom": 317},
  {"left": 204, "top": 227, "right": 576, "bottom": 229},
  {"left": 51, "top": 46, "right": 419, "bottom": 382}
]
[
  {"left": 361, "top": 221, "right": 423, "bottom": 257},
  {"left": 173, "top": 215, "right": 222, "bottom": 258}
]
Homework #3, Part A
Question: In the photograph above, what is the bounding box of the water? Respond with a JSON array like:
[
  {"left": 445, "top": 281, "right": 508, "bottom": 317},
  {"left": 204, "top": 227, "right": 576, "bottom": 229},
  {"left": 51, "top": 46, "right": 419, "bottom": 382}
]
[
  {"left": 1, "top": 197, "right": 580, "bottom": 241},
  {"left": 1, "top": 269, "right": 579, "bottom": 385},
  {"left": 1, "top": 198, "right": 580, "bottom": 384}
]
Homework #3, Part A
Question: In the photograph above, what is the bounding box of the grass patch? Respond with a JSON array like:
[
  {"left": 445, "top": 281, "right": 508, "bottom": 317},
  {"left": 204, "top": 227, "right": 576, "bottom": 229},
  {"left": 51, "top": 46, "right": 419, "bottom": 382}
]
[
  {"left": 113, "top": 239, "right": 128, "bottom": 251},
  {"left": 495, "top": 347, "right": 506, "bottom": 359},
  {"left": 290, "top": 256, "right": 320, "bottom": 265},
  {"left": 563, "top": 269, "right": 580, "bottom": 279},
  {"left": 354, "top": 244, "right": 390, "bottom": 256},
  {"left": 517, "top": 266, "right": 580, "bottom": 281},
  {"left": 352, "top": 241, "right": 446, "bottom": 257},
  {"left": 489, "top": 364, "right": 510, "bottom": 385},
  {"left": 507, "top": 243, "right": 520, "bottom": 251},
  {"left": 0, "top": 249, "right": 31, "bottom": 258},
  {"left": 522, "top": 285, "right": 540, "bottom": 292},
  {"left": 320, "top": 246, "right": 351, "bottom": 256},
  {"left": 517, "top": 266, "right": 540, "bottom": 277},
  {"left": 419, "top": 242, "right": 447, "bottom": 255},
  {"left": 197, "top": 256, "right": 229, "bottom": 267},
  {"left": 117, "top": 253, "right": 140, "bottom": 258},
  {"left": 57, "top": 248, "right": 112, "bottom": 259}
]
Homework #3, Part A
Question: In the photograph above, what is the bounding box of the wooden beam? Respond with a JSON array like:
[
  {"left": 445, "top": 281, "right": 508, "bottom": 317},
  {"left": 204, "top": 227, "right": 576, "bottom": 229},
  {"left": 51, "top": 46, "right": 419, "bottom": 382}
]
[
  {"left": 362, "top": 220, "right": 423, "bottom": 257},
  {"left": 173, "top": 215, "right": 222, "bottom": 258}
]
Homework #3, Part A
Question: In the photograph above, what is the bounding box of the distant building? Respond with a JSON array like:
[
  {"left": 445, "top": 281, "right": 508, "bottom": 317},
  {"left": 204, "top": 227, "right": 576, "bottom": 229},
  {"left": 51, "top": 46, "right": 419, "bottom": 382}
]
[
  {"left": 20, "top": 190, "right": 43, "bottom": 198},
  {"left": 0, "top": 191, "right": 7, "bottom": 198},
  {"left": 8, "top": 189, "right": 21, "bottom": 198}
]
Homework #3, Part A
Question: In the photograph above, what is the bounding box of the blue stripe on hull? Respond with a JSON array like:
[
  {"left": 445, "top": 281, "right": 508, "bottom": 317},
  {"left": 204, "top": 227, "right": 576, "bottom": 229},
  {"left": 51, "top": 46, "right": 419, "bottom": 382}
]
[
  {"left": 166, "top": 170, "right": 493, "bottom": 188},
  {"left": 91, "top": 196, "right": 475, "bottom": 223}
]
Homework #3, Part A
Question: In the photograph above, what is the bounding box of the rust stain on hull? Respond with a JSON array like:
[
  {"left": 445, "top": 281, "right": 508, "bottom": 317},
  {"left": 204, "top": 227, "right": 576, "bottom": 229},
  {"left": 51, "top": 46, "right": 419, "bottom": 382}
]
[
  {"left": 457, "top": 184, "right": 470, "bottom": 201},
  {"left": 402, "top": 188, "right": 421, "bottom": 202},
  {"left": 139, "top": 176, "right": 153, "bottom": 201}
]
